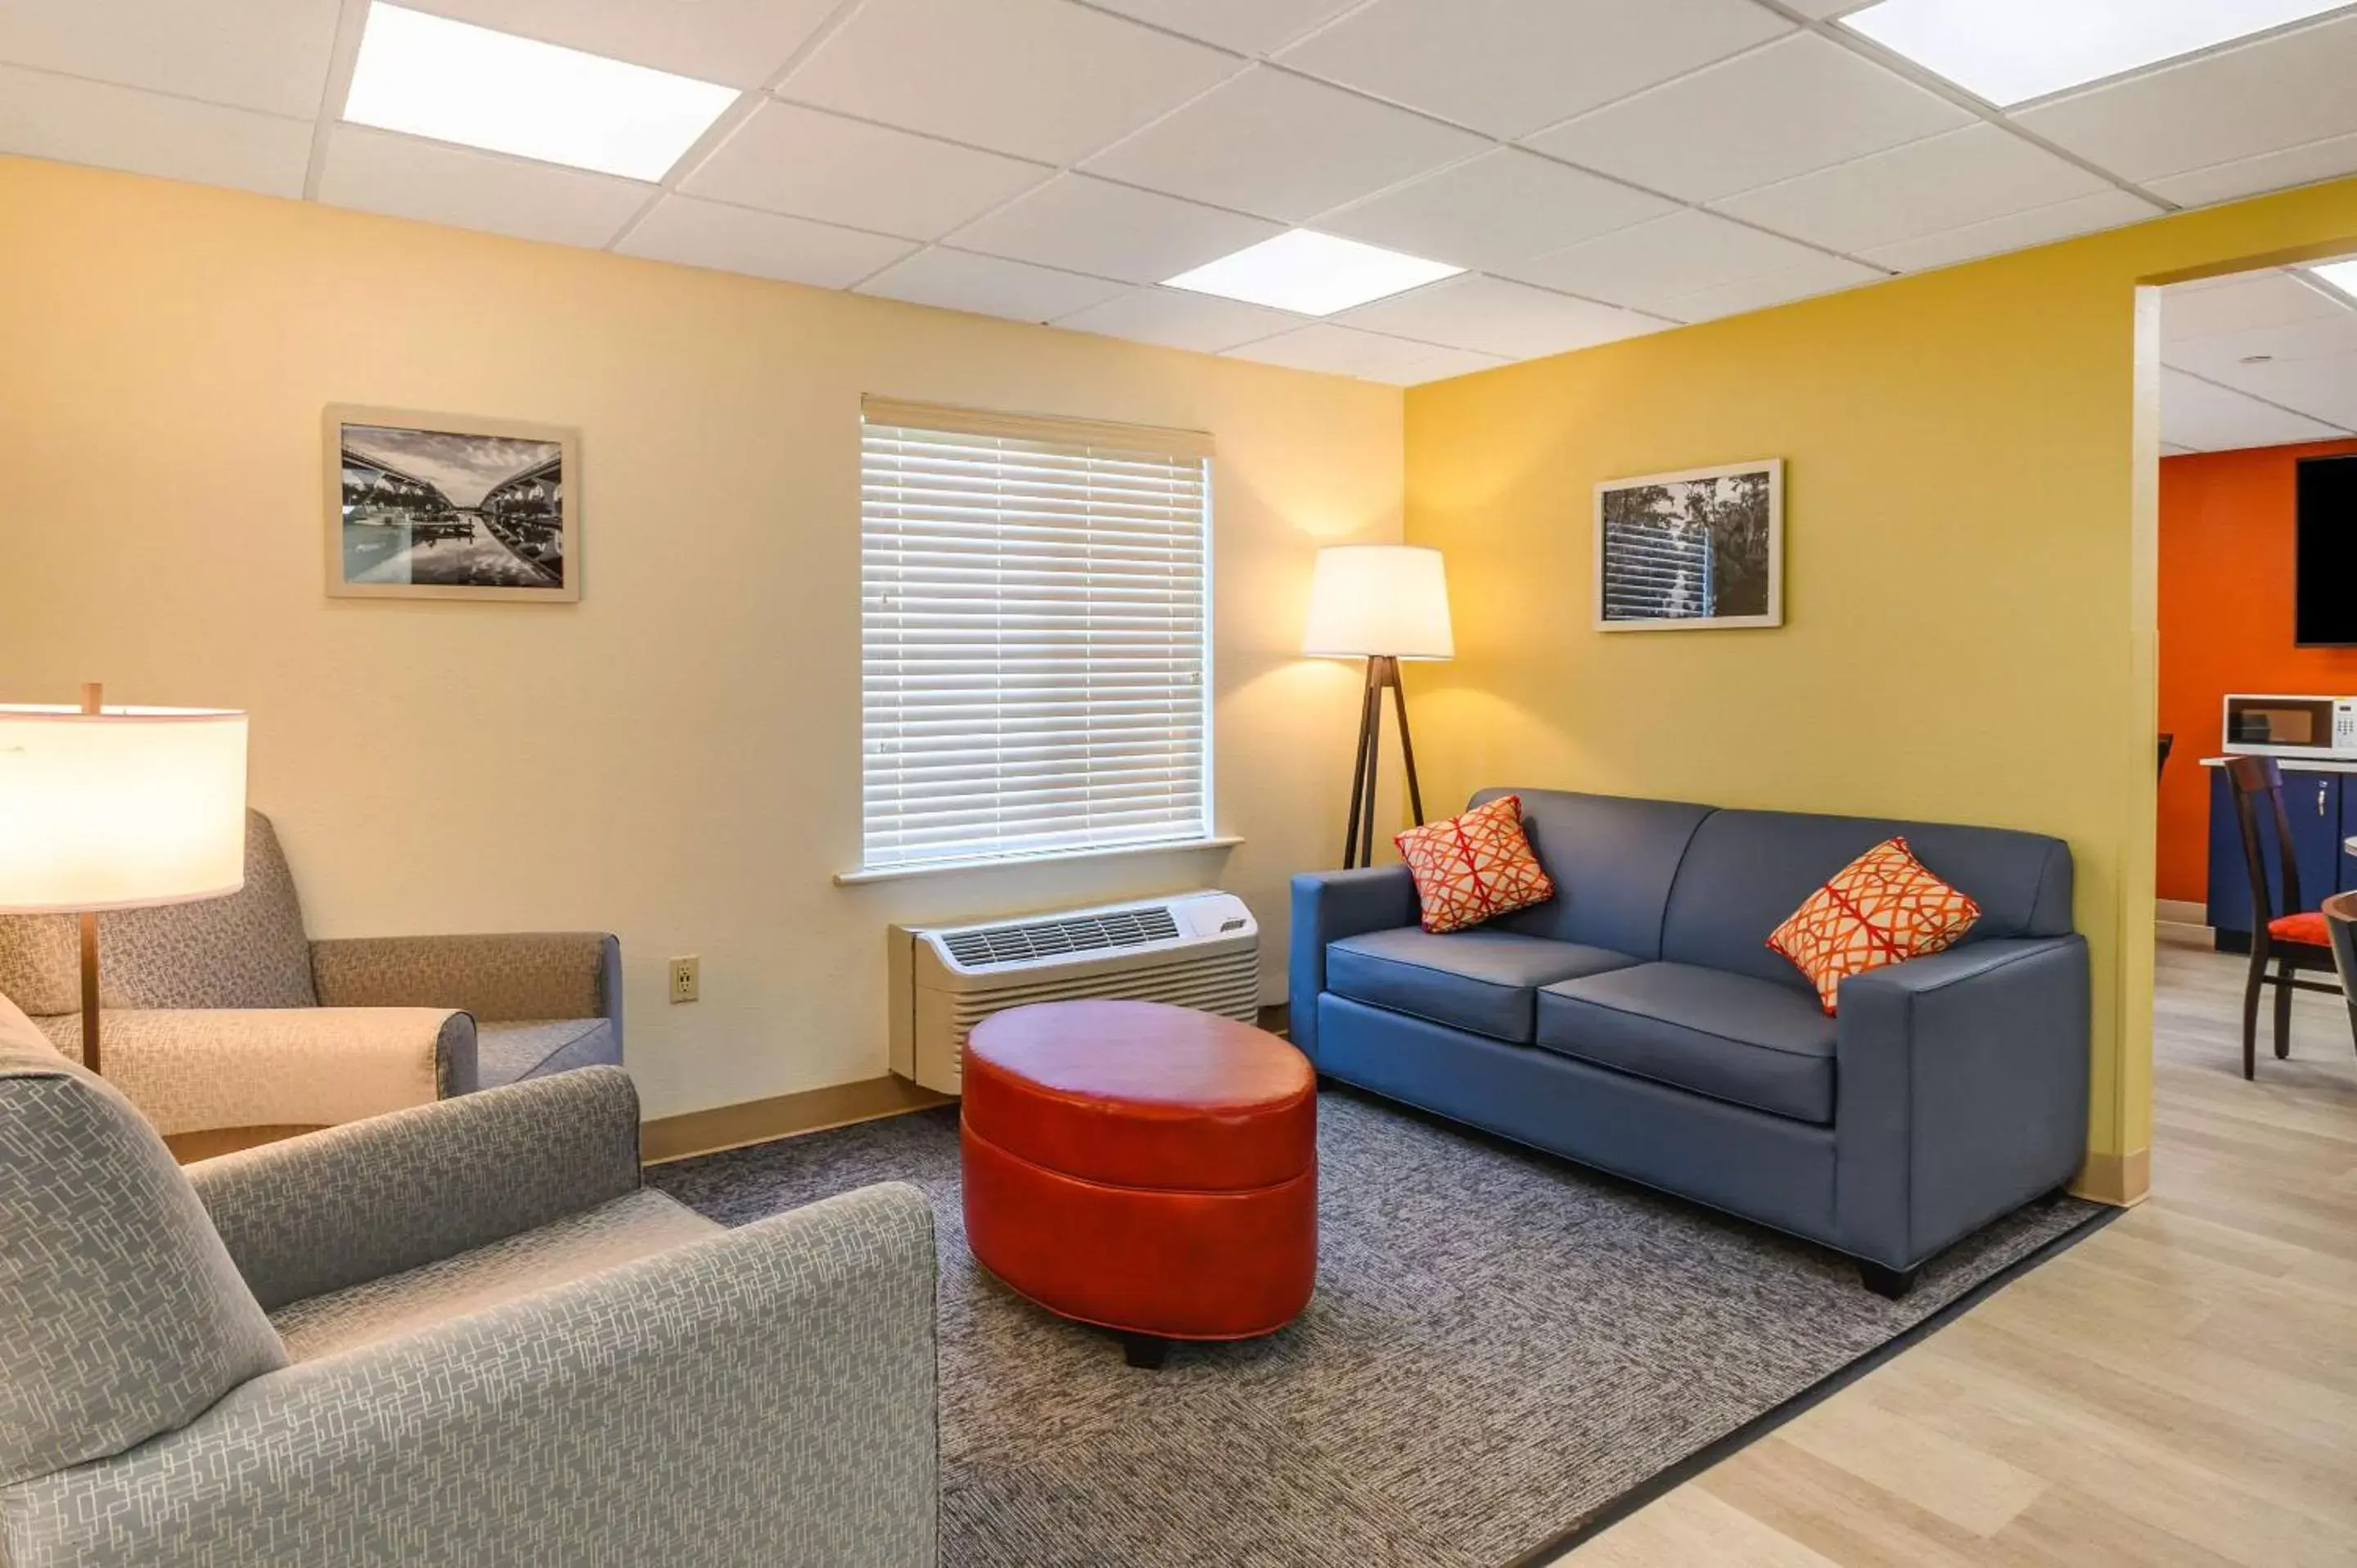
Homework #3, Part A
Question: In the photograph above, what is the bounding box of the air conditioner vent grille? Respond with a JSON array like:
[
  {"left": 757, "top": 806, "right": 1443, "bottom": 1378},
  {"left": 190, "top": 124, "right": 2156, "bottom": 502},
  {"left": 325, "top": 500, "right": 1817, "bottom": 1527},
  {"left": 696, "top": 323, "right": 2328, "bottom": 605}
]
[{"left": 943, "top": 906, "right": 1180, "bottom": 969}]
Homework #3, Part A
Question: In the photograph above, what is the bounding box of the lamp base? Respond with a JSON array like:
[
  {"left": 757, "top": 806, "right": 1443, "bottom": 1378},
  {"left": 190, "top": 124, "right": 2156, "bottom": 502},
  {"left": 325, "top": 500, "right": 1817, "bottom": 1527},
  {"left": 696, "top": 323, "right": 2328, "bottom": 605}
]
[{"left": 1341, "top": 655, "right": 1426, "bottom": 870}]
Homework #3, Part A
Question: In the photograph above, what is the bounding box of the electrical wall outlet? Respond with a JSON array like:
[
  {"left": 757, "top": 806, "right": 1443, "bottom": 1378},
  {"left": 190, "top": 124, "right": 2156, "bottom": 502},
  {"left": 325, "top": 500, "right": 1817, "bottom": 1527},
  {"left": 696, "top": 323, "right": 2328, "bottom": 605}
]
[{"left": 669, "top": 956, "right": 700, "bottom": 1004}]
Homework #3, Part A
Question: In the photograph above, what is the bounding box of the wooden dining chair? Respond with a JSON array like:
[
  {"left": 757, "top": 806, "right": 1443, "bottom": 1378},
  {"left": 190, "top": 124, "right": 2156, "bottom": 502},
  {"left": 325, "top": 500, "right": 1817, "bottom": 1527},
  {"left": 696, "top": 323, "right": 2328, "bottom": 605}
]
[
  {"left": 2223, "top": 755, "right": 2342, "bottom": 1078},
  {"left": 2157, "top": 732, "right": 2174, "bottom": 780},
  {"left": 2320, "top": 890, "right": 2357, "bottom": 1061}
]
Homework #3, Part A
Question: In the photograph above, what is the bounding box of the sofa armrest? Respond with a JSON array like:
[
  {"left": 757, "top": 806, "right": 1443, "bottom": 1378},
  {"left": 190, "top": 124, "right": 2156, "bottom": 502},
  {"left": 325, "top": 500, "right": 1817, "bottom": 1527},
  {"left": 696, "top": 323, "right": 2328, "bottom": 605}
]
[
  {"left": 32, "top": 1007, "right": 474, "bottom": 1135},
  {"left": 185, "top": 1066, "right": 642, "bottom": 1310},
  {"left": 0, "top": 1184, "right": 939, "bottom": 1568},
  {"left": 1289, "top": 866, "right": 1419, "bottom": 1061},
  {"left": 1833, "top": 935, "right": 2090, "bottom": 1270},
  {"left": 312, "top": 932, "right": 620, "bottom": 1029}
]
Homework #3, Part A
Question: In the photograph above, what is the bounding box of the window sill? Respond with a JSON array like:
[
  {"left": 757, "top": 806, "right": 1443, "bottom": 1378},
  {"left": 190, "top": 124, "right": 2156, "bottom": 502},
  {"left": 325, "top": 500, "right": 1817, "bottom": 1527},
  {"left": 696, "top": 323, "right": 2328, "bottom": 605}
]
[{"left": 834, "top": 835, "right": 1243, "bottom": 886}]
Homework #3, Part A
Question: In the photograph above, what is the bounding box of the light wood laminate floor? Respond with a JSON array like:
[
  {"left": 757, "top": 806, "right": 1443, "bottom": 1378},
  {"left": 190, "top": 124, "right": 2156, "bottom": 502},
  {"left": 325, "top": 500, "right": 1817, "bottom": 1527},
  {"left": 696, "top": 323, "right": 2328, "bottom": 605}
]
[{"left": 1564, "top": 929, "right": 2357, "bottom": 1567}]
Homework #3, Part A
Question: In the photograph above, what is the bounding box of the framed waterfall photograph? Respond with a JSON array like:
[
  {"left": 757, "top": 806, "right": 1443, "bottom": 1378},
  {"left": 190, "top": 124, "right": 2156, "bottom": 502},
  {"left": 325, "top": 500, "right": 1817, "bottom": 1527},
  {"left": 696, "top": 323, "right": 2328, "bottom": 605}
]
[
  {"left": 326, "top": 406, "right": 580, "bottom": 602},
  {"left": 1593, "top": 457, "right": 1782, "bottom": 631}
]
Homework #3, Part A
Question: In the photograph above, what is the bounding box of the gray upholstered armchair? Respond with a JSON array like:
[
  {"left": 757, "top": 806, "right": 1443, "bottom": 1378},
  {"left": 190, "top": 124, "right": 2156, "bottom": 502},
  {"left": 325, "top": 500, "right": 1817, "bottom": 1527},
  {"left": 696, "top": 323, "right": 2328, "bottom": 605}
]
[
  {"left": 0, "top": 1004, "right": 940, "bottom": 1568},
  {"left": 0, "top": 810, "right": 620, "bottom": 1154}
]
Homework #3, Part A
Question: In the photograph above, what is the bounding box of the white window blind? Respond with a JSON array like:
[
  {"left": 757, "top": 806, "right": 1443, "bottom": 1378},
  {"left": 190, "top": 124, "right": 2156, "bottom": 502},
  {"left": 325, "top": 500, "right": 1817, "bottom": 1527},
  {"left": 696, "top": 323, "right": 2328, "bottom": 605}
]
[{"left": 860, "top": 398, "right": 1213, "bottom": 872}]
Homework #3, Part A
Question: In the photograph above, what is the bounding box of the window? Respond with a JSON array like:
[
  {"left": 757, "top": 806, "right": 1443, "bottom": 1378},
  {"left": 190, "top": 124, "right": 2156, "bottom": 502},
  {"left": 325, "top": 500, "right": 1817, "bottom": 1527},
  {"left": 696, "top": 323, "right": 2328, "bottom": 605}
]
[{"left": 859, "top": 399, "right": 1213, "bottom": 873}]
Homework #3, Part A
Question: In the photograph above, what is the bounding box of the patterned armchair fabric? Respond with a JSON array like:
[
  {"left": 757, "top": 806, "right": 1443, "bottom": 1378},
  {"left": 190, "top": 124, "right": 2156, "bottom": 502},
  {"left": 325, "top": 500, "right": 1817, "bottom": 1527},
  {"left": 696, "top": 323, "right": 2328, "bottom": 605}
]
[
  {"left": 0, "top": 811, "right": 620, "bottom": 1138},
  {"left": 0, "top": 1051, "right": 941, "bottom": 1568}
]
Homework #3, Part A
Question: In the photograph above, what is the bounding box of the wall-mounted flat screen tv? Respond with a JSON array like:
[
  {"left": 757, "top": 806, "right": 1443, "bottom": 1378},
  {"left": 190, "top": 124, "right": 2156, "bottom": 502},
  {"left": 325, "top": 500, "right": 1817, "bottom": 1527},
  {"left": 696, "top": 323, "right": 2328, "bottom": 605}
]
[{"left": 2296, "top": 453, "right": 2357, "bottom": 646}]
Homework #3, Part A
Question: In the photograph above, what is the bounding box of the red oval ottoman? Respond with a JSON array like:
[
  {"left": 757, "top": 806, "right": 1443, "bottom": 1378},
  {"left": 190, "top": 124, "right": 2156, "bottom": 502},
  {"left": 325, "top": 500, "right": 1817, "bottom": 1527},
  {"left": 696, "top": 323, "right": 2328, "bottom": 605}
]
[{"left": 960, "top": 999, "right": 1317, "bottom": 1367}]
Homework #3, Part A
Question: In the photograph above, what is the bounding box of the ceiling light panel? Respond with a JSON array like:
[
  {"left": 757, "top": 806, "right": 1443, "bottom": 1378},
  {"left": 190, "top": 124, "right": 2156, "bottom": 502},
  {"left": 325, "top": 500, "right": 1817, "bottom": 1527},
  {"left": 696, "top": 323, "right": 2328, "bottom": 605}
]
[
  {"left": 2314, "top": 259, "right": 2357, "bottom": 301},
  {"left": 344, "top": 2, "right": 738, "bottom": 181},
  {"left": 1165, "top": 231, "right": 1462, "bottom": 317},
  {"left": 1841, "top": 0, "right": 2350, "bottom": 106}
]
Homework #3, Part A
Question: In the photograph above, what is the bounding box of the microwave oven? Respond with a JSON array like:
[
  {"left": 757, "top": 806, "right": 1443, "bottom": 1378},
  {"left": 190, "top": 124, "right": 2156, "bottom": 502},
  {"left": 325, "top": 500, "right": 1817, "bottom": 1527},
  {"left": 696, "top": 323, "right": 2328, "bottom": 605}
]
[{"left": 2221, "top": 693, "right": 2357, "bottom": 759}]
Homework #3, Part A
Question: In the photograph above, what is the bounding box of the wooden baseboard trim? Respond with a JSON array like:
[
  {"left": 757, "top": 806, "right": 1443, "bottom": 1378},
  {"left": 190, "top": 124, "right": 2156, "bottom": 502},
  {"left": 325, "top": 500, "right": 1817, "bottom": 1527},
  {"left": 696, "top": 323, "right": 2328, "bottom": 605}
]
[
  {"left": 165, "top": 1124, "right": 326, "bottom": 1163},
  {"left": 2069, "top": 1147, "right": 2150, "bottom": 1207},
  {"left": 639, "top": 1075, "right": 953, "bottom": 1165}
]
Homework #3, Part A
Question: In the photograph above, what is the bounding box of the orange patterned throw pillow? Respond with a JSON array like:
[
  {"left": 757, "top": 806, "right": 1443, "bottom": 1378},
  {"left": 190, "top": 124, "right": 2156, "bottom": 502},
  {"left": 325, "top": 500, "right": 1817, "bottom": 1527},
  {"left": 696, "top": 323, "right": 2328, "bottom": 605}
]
[
  {"left": 1768, "top": 836, "right": 1981, "bottom": 1015},
  {"left": 1395, "top": 795, "right": 1557, "bottom": 935}
]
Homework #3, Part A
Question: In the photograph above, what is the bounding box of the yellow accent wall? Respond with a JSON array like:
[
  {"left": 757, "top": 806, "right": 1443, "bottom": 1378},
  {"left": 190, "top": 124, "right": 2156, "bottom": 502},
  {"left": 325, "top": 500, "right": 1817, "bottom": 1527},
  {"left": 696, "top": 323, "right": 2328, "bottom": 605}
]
[
  {"left": 1404, "top": 178, "right": 2357, "bottom": 1201},
  {"left": 0, "top": 155, "right": 1404, "bottom": 1120}
]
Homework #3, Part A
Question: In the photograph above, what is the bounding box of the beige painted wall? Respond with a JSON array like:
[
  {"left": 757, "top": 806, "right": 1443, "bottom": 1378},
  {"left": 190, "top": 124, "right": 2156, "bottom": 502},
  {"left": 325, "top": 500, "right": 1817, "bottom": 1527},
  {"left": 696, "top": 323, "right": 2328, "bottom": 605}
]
[
  {"left": 0, "top": 155, "right": 1403, "bottom": 1119},
  {"left": 1403, "top": 173, "right": 2357, "bottom": 1199}
]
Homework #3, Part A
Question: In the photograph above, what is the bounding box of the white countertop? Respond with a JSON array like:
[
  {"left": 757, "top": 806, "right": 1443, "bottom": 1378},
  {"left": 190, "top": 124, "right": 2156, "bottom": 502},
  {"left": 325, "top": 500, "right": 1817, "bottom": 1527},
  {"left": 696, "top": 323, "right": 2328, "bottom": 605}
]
[{"left": 2200, "top": 755, "right": 2357, "bottom": 775}]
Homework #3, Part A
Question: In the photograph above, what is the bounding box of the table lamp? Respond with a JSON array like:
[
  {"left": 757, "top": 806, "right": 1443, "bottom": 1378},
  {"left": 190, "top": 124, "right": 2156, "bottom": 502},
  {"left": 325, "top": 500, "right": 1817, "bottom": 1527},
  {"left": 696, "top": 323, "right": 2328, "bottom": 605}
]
[
  {"left": 0, "top": 686, "right": 249, "bottom": 1075},
  {"left": 1303, "top": 545, "right": 1454, "bottom": 869}
]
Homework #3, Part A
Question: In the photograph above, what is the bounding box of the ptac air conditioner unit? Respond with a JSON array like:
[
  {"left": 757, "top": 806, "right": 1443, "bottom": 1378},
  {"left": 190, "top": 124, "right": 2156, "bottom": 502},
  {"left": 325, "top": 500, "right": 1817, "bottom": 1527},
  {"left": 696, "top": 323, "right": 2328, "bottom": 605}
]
[{"left": 889, "top": 891, "right": 1260, "bottom": 1094}]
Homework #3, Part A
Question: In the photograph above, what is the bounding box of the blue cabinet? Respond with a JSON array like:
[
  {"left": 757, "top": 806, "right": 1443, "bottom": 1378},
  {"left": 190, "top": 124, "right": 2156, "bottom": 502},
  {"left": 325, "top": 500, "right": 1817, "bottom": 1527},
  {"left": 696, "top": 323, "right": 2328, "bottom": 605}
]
[{"left": 2206, "top": 764, "right": 2349, "bottom": 944}]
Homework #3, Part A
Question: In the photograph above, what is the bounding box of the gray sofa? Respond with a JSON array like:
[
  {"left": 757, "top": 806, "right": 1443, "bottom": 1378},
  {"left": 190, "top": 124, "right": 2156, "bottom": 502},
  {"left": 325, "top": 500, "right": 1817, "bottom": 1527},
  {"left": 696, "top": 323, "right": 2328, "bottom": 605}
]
[
  {"left": 0, "top": 809, "right": 623, "bottom": 1150},
  {"left": 0, "top": 1011, "right": 939, "bottom": 1568},
  {"left": 1291, "top": 787, "right": 2090, "bottom": 1294}
]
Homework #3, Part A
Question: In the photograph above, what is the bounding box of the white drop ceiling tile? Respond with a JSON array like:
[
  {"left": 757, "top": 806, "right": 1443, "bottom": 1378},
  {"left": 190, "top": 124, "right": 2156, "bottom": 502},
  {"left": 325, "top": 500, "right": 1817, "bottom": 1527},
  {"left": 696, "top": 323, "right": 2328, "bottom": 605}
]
[
  {"left": 854, "top": 246, "right": 1129, "bottom": 323},
  {"left": 1315, "top": 148, "right": 1677, "bottom": 272},
  {"left": 2167, "top": 315, "right": 2357, "bottom": 381},
  {"left": 1714, "top": 124, "right": 2110, "bottom": 256},
  {"left": 2161, "top": 442, "right": 2199, "bottom": 457},
  {"left": 2148, "top": 131, "right": 2357, "bottom": 210},
  {"left": 2160, "top": 367, "right": 2346, "bottom": 452},
  {"left": 1053, "top": 287, "right": 1305, "bottom": 353},
  {"left": 1656, "top": 253, "right": 1887, "bottom": 322},
  {"left": 0, "top": 0, "right": 340, "bottom": 119},
  {"left": 1274, "top": 0, "right": 1790, "bottom": 141},
  {"left": 615, "top": 195, "right": 913, "bottom": 288},
  {"left": 2162, "top": 271, "right": 2347, "bottom": 343},
  {"left": 318, "top": 126, "right": 653, "bottom": 249},
  {"left": 1782, "top": 0, "right": 1868, "bottom": 15},
  {"left": 2211, "top": 354, "right": 2357, "bottom": 431},
  {"left": 950, "top": 174, "right": 1282, "bottom": 286},
  {"left": 1338, "top": 274, "right": 1670, "bottom": 358},
  {"left": 1224, "top": 323, "right": 1503, "bottom": 383},
  {"left": 1085, "top": 66, "right": 1487, "bottom": 223},
  {"left": 1529, "top": 34, "right": 1970, "bottom": 205},
  {"left": 0, "top": 66, "right": 314, "bottom": 200},
  {"left": 1503, "top": 209, "right": 1835, "bottom": 315},
  {"left": 2013, "top": 13, "right": 2357, "bottom": 184},
  {"left": 1086, "top": 0, "right": 1360, "bottom": 56},
  {"left": 1859, "top": 189, "right": 2161, "bottom": 273},
  {"left": 682, "top": 102, "right": 1047, "bottom": 242},
  {"left": 401, "top": 0, "right": 839, "bottom": 88},
  {"left": 779, "top": 0, "right": 1236, "bottom": 165}
]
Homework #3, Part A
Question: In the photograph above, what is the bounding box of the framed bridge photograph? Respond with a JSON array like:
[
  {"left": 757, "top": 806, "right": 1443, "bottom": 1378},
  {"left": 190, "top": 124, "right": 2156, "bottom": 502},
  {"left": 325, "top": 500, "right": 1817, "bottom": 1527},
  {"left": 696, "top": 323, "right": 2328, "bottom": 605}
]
[
  {"left": 1594, "top": 457, "right": 1782, "bottom": 631},
  {"left": 326, "top": 406, "right": 579, "bottom": 602}
]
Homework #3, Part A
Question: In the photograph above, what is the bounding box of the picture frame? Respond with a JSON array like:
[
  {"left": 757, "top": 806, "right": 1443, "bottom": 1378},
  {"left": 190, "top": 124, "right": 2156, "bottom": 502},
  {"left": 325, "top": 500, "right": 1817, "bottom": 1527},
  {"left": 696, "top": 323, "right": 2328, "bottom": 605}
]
[
  {"left": 325, "top": 405, "right": 580, "bottom": 602},
  {"left": 1593, "top": 457, "right": 1782, "bottom": 632}
]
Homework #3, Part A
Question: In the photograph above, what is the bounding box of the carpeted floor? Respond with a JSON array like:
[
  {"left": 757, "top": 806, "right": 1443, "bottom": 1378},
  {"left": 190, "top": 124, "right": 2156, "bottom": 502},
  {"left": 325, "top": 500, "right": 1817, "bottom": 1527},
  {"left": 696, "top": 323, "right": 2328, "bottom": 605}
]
[{"left": 648, "top": 1087, "right": 2102, "bottom": 1568}]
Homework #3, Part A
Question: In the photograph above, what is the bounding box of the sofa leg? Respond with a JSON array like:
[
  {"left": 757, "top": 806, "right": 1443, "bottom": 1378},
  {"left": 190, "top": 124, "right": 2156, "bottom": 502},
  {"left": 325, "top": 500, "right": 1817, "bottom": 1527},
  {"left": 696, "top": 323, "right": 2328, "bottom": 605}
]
[
  {"left": 1858, "top": 1260, "right": 1921, "bottom": 1300},
  {"left": 1120, "top": 1332, "right": 1169, "bottom": 1369}
]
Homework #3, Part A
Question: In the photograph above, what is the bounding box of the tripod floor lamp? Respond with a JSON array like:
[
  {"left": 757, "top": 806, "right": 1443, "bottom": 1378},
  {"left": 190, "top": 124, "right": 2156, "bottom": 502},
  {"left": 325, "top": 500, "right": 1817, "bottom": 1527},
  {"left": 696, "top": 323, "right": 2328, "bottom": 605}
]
[
  {"left": 0, "top": 687, "right": 249, "bottom": 1075},
  {"left": 1304, "top": 545, "right": 1454, "bottom": 869}
]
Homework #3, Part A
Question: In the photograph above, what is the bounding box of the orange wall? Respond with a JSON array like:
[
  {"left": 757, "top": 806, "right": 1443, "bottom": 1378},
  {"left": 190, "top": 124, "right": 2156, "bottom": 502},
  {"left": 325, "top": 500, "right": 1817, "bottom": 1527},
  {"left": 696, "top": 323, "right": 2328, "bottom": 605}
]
[{"left": 2157, "top": 439, "right": 2357, "bottom": 903}]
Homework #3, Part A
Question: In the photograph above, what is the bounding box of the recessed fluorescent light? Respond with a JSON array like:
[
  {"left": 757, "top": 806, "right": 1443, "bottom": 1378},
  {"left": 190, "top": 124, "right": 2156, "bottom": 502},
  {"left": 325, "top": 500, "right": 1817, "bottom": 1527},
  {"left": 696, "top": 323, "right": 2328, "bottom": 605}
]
[
  {"left": 344, "top": 2, "right": 739, "bottom": 182},
  {"left": 1163, "top": 231, "right": 1462, "bottom": 317},
  {"left": 1842, "top": 0, "right": 2348, "bottom": 106},
  {"left": 2313, "top": 259, "right": 2357, "bottom": 301}
]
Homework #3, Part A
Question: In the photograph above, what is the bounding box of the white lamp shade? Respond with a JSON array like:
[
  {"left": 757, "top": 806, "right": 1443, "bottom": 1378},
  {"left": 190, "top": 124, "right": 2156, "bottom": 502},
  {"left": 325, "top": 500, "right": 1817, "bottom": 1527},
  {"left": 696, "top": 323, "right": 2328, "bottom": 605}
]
[
  {"left": 1302, "top": 545, "right": 1454, "bottom": 659},
  {"left": 0, "top": 706, "right": 249, "bottom": 912}
]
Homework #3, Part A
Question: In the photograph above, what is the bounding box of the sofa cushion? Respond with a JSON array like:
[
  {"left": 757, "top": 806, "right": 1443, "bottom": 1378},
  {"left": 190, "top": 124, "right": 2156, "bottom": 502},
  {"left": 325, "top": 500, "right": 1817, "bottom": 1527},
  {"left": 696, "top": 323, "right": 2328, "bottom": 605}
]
[
  {"left": 1471, "top": 788, "right": 1713, "bottom": 961},
  {"left": 1328, "top": 927, "right": 1638, "bottom": 1044},
  {"left": 1659, "top": 808, "right": 2072, "bottom": 992},
  {"left": 1535, "top": 962, "right": 1838, "bottom": 1124},
  {"left": 1395, "top": 794, "right": 1556, "bottom": 934},
  {"left": 477, "top": 1017, "right": 620, "bottom": 1088},
  {"left": 0, "top": 991, "right": 288, "bottom": 1489}
]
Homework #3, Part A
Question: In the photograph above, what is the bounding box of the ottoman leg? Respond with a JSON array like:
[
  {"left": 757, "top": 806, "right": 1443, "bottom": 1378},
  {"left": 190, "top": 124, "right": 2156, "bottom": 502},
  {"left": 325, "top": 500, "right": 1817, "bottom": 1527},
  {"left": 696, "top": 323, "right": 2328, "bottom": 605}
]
[{"left": 1121, "top": 1332, "right": 1170, "bottom": 1370}]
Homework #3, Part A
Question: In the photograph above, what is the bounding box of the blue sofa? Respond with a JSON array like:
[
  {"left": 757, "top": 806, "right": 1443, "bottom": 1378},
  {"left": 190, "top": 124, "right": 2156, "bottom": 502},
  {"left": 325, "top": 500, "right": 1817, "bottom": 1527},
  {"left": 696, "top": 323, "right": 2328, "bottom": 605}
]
[{"left": 1291, "top": 787, "right": 2090, "bottom": 1295}]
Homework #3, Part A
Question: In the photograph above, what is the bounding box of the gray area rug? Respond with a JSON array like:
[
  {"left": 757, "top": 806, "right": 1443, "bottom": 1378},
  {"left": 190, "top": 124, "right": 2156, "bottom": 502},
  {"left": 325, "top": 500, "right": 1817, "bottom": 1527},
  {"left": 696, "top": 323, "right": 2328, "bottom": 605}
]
[{"left": 650, "top": 1088, "right": 2100, "bottom": 1567}]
